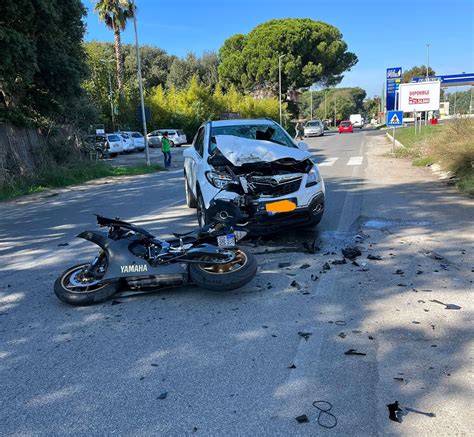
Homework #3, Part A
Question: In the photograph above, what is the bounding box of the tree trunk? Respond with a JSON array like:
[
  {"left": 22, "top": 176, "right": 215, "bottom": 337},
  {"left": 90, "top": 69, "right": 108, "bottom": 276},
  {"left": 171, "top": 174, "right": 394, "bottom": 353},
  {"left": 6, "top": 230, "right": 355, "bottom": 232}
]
[{"left": 113, "top": 26, "right": 124, "bottom": 96}]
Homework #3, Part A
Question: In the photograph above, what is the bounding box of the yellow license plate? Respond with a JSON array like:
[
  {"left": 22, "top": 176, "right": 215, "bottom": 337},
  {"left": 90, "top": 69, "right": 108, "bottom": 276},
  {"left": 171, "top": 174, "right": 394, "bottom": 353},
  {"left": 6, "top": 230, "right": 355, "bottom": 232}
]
[{"left": 265, "top": 200, "right": 297, "bottom": 213}]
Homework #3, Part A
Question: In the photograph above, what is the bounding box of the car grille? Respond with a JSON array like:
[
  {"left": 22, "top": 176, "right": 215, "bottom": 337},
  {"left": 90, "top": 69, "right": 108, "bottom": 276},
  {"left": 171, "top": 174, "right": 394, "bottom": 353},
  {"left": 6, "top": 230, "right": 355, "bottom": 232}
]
[{"left": 250, "top": 176, "right": 302, "bottom": 196}]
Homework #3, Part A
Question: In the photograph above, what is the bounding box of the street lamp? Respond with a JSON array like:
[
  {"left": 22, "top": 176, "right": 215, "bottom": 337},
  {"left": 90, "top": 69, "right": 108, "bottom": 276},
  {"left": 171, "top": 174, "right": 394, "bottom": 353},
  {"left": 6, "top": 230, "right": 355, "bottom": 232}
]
[
  {"left": 100, "top": 58, "right": 115, "bottom": 132},
  {"left": 278, "top": 54, "right": 286, "bottom": 125},
  {"left": 426, "top": 43, "right": 430, "bottom": 78},
  {"left": 131, "top": 0, "right": 150, "bottom": 166}
]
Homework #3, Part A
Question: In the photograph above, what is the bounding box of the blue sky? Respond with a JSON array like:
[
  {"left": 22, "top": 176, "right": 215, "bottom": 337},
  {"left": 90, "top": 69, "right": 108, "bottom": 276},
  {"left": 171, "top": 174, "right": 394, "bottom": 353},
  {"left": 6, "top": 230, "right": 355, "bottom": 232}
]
[{"left": 84, "top": 0, "right": 474, "bottom": 97}]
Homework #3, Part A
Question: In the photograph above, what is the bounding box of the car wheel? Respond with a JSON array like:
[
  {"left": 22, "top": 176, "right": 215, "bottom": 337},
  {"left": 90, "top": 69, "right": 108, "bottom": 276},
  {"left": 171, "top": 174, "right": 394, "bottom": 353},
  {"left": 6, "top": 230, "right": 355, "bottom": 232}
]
[
  {"left": 197, "top": 192, "right": 208, "bottom": 228},
  {"left": 185, "top": 176, "right": 197, "bottom": 208},
  {"left": 170, "top": 141, "right": 175, "bottom": 148}
]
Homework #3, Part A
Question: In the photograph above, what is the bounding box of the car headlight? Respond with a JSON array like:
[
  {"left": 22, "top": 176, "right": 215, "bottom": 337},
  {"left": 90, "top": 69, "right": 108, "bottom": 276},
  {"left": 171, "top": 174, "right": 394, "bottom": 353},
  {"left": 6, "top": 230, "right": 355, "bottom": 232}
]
[
  {"left": 205, "top": 171, "right": 238, "bottom": 189},
  {"left": 306, "top": 165, "right": 321, "bottom": 187}
]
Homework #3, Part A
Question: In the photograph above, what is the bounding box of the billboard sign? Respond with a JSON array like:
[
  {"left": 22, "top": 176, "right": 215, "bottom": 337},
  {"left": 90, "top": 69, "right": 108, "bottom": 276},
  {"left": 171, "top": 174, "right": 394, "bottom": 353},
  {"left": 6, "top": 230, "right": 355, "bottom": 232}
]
[
  {"left": 399, "top": 81, "right": 441, "bottom": 112},
  {"left": 386, "top": 67, "right": 402, "bottom": 111}
]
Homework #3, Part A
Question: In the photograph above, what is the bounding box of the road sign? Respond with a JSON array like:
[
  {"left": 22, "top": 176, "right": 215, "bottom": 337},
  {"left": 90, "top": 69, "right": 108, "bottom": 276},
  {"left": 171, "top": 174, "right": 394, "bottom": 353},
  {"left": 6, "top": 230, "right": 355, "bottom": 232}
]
[
  {"left": 96, "top": 128, "right": 105, "bottom": 134},
  {"left": 399, "top": 81, "right": 441, "bottom": 112},
  {"left": 387, "top": 111, "right": 403, "bottom": 127},
  {"left": 386, "top": 67, "right": 402, "bottom": 111}
]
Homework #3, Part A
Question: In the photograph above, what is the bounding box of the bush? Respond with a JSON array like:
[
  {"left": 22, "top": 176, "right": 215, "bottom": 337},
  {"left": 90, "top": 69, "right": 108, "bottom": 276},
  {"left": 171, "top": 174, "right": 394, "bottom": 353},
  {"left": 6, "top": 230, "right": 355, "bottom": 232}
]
[{"left": 427, "top": 118, "right": 474, "bottom": 176}]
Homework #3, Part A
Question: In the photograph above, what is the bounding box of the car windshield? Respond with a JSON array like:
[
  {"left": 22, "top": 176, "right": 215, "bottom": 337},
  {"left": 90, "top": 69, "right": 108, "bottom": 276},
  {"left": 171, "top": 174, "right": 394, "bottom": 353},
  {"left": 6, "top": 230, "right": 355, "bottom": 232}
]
[
  {"left": 120, "top": 134, "right": 129, "bottom": 138},
  {"left": 132, "top": 133, "right": 143, "bottom": 138},
  {"left": 107, "top": 135, "right": 120, "bottom": 141},
  {"left": 341, "top": 122, "right": 351, "bottom": 127},
  {"left": 210, "top": 123, "right": 295, "bottom": 153},
  {"left": 177, "top": 130, "right": 184, "bottom": 135},
  {"left": 306, "top": 121, "right": 321, "bottom": 127}
]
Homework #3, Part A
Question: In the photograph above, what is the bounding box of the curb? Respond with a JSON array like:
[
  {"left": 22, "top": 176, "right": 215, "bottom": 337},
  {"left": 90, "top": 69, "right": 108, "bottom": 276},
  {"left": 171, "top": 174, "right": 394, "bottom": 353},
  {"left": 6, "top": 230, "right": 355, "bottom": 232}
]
[{"left": 385, "top": 132, "right": 405, "bottom": 149}]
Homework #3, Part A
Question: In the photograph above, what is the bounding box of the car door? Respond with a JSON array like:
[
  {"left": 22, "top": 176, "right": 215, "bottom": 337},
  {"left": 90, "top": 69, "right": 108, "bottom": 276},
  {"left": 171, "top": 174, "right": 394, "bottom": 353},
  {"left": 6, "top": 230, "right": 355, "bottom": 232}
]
[{"left": 184, "top": 126, "right": 205, "bottom": 197}]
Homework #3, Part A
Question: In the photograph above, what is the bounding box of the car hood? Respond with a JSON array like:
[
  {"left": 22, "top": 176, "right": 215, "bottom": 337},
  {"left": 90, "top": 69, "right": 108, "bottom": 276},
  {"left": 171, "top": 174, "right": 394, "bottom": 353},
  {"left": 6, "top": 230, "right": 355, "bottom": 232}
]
[{"left": 214, "top": 135, "right": 310, "bottom": 166}]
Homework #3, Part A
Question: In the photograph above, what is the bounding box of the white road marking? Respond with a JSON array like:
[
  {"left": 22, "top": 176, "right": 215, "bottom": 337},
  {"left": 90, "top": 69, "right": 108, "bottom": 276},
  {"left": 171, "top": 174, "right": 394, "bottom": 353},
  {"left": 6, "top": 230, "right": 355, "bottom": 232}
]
[
  {"left": 318, "top": 157, "right": 339, "bottom": 167},
  {"left": 347, "top": 156, "right": 364, "bottom": 166}
]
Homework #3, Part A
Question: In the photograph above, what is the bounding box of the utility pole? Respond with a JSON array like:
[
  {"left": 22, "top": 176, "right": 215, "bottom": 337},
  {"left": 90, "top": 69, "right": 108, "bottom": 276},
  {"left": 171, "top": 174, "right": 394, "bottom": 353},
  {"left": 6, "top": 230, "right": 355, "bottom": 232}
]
[
  {"left": 334, "top": 95, "right": 337, "bottom": 127},
  {"left": 324, "top": 91, "right": 327, "bottom": 120},
  {"left": 310, "top": 87, "right": 313, "bottom": 120},
  {"left": 279, "top": 54, "right": 285, "bottom": 125},
  {"left": 131, "top": 0, "right": 150, "bottom": 166}
]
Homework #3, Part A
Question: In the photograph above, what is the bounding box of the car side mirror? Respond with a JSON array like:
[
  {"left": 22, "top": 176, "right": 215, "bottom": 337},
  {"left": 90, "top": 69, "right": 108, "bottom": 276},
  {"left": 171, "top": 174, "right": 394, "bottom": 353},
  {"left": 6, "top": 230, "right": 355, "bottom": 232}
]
[{"left": 297, "top": 141, "right": 309, "bottom": 151}]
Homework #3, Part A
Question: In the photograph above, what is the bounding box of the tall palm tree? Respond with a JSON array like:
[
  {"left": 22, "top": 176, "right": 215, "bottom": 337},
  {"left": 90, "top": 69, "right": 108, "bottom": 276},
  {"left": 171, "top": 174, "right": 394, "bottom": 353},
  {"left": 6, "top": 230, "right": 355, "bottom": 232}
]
[{"left": 94, "top": 0, "right": 134, "bottom": 96}]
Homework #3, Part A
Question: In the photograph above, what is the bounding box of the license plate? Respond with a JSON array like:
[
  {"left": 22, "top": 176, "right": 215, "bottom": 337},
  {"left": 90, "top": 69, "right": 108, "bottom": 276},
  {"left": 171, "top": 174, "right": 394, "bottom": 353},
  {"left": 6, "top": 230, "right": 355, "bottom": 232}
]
[
  {"left": 265, "top": 199, "right": 297, "bottom": 213},
  {"left": 217, "top": 234, "right": 236, "bottom": 247}
]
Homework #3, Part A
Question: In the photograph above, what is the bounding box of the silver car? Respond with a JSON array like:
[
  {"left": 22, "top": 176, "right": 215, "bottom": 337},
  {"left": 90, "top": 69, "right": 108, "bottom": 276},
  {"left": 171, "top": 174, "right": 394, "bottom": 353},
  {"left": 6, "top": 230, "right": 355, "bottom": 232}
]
[
  {"left": 148, "top": 129, "right": 187, "bottom": 148},
  {"left": 304, "top": 120, "right": 324, "bottom": 137}
]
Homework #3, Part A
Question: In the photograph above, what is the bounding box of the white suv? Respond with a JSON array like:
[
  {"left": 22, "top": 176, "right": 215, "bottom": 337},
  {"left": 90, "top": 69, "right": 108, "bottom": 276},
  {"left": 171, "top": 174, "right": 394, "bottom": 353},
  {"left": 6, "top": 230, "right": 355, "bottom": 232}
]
[
  {"left": 148, "top": 129, "right": 187, "bottom": 147},
  {"left": 183, "top": 119, "right": 325, "bottom": 234}
]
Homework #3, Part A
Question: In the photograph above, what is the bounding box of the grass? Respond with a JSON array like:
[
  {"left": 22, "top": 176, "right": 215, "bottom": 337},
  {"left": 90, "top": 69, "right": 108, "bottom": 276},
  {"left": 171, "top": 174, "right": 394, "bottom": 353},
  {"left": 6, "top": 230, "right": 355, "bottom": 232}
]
[
  {"left": 390, "top": 119, "right": 474, "bottom": 196},
  {"left": 0, "top": 161, "right": 164, "bottom": 201}
]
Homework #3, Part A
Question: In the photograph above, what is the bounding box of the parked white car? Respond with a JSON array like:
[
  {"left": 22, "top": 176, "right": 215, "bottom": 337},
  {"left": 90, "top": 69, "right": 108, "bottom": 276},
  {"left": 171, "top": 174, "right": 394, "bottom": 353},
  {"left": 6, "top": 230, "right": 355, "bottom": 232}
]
[
  {"left": 123, "top": 131, "right": 145, "bottom": 151},
  {"left": 183, "top": 119, "right": 325, "bottom": 234},
  {"left": 105, "top": 133, "right": 124, "bottom": 157},
  {"left": 304, "top": 119, "right": 324, "bottom": 137},
  {"left": 116, "top": 132, "right": 136, "bottom": 153},
  {"left": 148, "top": 129, "right": 187, "bottom": 147}
]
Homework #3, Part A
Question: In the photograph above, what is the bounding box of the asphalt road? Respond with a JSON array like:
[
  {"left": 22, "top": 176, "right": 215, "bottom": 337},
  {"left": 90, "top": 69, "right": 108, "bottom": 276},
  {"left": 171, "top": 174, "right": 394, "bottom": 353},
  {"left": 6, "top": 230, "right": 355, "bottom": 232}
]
[{"left": 0, "top": 129, "right": 472, "bottom": 435}]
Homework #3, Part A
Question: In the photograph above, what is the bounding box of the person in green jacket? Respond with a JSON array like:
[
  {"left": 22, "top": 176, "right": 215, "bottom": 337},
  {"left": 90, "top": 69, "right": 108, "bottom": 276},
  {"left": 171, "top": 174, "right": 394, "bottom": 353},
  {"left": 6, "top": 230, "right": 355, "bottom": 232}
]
[{"left": 161, "top": 131, "right": 172, "bottom": 168}]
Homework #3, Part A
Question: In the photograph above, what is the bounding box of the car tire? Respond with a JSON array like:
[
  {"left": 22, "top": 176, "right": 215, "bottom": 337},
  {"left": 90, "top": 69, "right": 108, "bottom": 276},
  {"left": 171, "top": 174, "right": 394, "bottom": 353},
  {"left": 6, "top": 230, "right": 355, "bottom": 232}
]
[
  {"left": 170, "top": 141, "right": 175, "bottom": 148},
  {"left": 185, "top": 177, "right": 197, "bottom": 208}
]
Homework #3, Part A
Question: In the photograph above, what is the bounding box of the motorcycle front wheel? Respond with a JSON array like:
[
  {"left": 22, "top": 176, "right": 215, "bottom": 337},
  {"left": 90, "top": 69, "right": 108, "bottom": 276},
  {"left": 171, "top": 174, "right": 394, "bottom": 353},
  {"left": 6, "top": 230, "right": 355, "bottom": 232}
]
[
  {"left": 189, "top": 248, "right": 257, "bottom": 291},
  {"left": 54, "top": 263, "right": 120, "bottom": 306}
]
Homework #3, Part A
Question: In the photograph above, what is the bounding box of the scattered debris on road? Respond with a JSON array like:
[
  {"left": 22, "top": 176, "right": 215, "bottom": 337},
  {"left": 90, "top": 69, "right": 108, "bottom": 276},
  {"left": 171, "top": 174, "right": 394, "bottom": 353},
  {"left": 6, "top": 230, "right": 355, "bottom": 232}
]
[
  {"left": 322, "top": 262, "right": 331, "bottom": 271},
  {"left": 157, "top": 392, "right": 168, "bottom": 400},
  {"left": 387, "top": 401, "right": 403, "bottom": 423},
  {"left": 312, "top": 400, "right": 337, "bottom": 429},
  {"left": 295, "top": 414, "right": 309, "bottom": 423},
  {"left": 278, "top": 262, "right": 291, "bottom": 268},
  {"left": 404, "top": 407, "right": 436, "bottom": 418},
  {"left": 341, "top": 246, "right": 361, "bottom": 260},
  {"left": 430, "top": 299, "right": 462, "bottom": 310},
  {"left": 300, "top": 263, "right": 311, "bottom": 269},
  {"left": 298, "top": 331, "right": 312, "bottom": 340},
  {"left": 334, "top": 320, "right": 347, "bottom": 326},
  {"left": 111, "top": 300, "right": 122, "bottom": 306},
  {"left": 287, "top": 363, "right": 296, "bottom": 369},
  {"left": 344, "top": 349, "right": 366, "bottom": 356},
  {"left": 367, "top": 254, "right": 383, "bottom": 260}
]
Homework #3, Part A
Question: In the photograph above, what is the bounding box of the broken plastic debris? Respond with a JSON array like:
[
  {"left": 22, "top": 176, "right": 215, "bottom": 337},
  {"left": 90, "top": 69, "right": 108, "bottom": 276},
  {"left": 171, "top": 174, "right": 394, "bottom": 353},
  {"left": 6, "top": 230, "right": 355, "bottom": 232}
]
[
  {"left": 395, "top": 269, "right": 404, "bottom": 275},
  {"left": 331, "top": 259, "right": 347, "bottom": 265},
  {"left": 278, "top": 262, "right": 291, "bottom": 268},
  {"left": 295, "top": 414, "right": 309, "bottom": 423},
  {"left": 404, "top": 407, "right": 436, "bottom": 418},
  {"left": 298, "top": 331, "right": 312, "bottom": 340},
  {"left": 290, "top": 280, "right": 301, "bottom": 289},
  {"left": 387, "top": 401, "right": 403, "bottom": 423},
  {"left": 111, "top": 300, "right": 122, "bottom": 306},
  {"left": 287, "top": 363, "right": 296, "bottom": 369},
  {"left": 303, "top": 239, "right": 319, "bottom": 254},
  {"left": 300, "top": 263, "right": 311, "bottom": 269},
  {"left": 338, "top": 332, "right": 346, "bottom": 338},
  {"left": 157, "top": 392, "right": 168, "bottom": 400},
  {"left": 57, "top": 242, "right": 69, "bottom": 247},
  {"left": 367, "top": 254, "right": 383, "bottom": 260},
  {"left": 322, "top": 262, "right": 331, "bottom": 271},
  {"left": 311, "top": 274, "right": 318, "bottom": 281},
  {"left": 334, "top": 321, "right": 347, "bottom": 326},
  {"left": 341, "top": 246, "right": 361, "bottom": 260},
  {"left": 344, "top": 349, "right": 366, "bottom": 356},
  {"left": 430, "top": 299, "right": 461, "bottom": 310}
]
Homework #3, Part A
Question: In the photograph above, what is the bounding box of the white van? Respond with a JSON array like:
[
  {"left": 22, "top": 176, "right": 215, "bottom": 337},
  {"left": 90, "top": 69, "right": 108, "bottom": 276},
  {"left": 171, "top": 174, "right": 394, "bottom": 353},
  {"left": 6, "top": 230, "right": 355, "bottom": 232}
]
[{"left": 349, "top": 114, "right": 363, "bottom": 129}]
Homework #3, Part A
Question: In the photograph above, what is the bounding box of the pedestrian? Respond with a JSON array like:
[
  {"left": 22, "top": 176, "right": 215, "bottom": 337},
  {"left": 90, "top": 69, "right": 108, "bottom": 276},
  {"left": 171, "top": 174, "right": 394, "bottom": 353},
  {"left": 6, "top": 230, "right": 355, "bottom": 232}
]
[
  {"left": 161, "top": 131, "right": 172, "bottom": 168},
  {"left": 294, "top": 120, "right": 304, "bottom": 140}
]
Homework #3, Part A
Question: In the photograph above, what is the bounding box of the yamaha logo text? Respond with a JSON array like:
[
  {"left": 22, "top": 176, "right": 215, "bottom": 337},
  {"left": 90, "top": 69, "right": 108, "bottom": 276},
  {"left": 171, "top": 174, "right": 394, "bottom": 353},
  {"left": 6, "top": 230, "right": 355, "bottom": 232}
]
[{"left": 120, "top": 264, "right": 148, "bottom": 273}]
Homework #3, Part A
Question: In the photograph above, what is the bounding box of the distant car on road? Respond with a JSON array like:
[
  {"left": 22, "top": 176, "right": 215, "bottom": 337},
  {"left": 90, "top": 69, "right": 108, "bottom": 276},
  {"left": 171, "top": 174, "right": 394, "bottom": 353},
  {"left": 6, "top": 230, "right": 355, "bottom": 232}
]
[
  {"left": 148, "top": 129, "right": 187, "bottom": 147},
  {"left": 304, "top": 120, "right": 324, "bottom": 137},
  {"left": 338, "top": 121, "right": 353, "bottom": 134},
  {"left": 349, "top": 114, "right": 364, "bottom": 129},
  {"left": 122, "top": 131, "right": 145, "bottom": 151},
  {"left": 105, "top": 133, "right": 124, "bottom": 156}
]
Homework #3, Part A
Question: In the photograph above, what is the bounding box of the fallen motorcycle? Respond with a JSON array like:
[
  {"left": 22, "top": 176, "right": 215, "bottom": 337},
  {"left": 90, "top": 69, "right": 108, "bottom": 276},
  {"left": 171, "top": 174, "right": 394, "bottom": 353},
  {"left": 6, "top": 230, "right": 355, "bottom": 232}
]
[{"left": 54, "top": 213, "right": 256, "bottom": 306}]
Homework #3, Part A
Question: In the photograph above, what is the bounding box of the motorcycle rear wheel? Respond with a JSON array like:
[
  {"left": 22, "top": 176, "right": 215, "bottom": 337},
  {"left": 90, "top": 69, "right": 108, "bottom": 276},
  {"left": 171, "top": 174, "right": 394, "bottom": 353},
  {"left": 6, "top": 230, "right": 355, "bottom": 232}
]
[
  {"left": 189, "top": 248, "right": 257, "bottom": 291},
  {"left": 54, "top": 263, "right": 120, "bottom": 306}
]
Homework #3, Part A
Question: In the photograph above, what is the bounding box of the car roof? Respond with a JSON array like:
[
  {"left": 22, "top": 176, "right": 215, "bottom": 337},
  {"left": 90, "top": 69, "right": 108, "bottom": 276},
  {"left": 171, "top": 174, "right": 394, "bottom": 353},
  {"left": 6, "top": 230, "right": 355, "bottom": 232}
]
[{"left": 209, "top": 118, "right": 276, "bottom": 128}]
